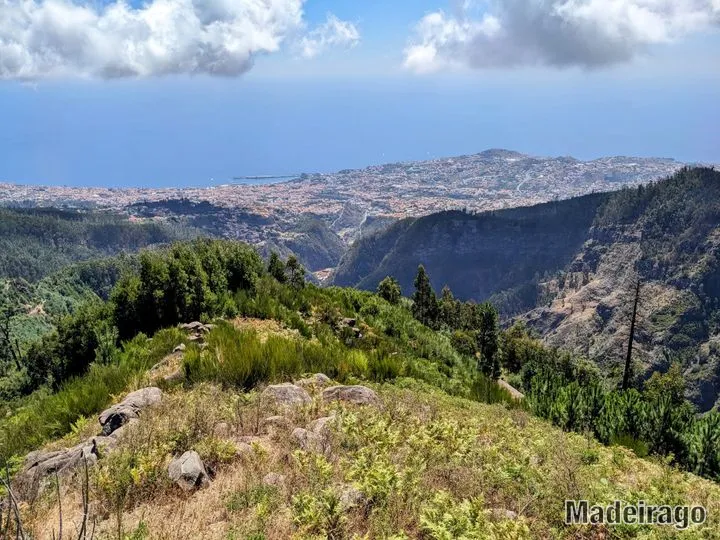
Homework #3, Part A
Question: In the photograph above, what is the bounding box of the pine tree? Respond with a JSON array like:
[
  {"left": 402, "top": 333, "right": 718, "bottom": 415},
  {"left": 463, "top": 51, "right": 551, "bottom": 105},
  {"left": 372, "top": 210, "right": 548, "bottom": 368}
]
[
  {"left": 286, "top": 255, "right": 306, "bottom": 290},
  {"left": 268, "top": 251, "right": 287, "bottom": 283},
  {"left": 0, "top": 299, "right": 23, "bottom": 372},
  {"left": 686, "top": 412, "right": 720, "bottom": 478},
  {"left": 377, "top": 276, "right": 402, "bottom": 304},
  {"left": 412, "top": 265, "right": 438, "bottom": 327},
  {"left": 438, "top": 285, "right": 459, "bottom": 329},
  {"left": 475, "top": 302, "right": 500, "bottom": 379}
]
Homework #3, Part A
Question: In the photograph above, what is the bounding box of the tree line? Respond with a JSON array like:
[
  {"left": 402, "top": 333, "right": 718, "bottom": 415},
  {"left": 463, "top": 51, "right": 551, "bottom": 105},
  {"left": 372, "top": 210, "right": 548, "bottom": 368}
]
[
  {"left": 378, "top": 265, "right": 501, "bottom": 379},
  {"left": 5, "top": 240, "right": 309, "bottom": 397}
]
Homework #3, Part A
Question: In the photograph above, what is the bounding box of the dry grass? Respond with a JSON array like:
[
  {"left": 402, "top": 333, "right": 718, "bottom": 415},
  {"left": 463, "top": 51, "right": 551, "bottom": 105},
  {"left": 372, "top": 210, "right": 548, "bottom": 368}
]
[{"left": 230, "top": 317, "right": 300, "bottom": 343}]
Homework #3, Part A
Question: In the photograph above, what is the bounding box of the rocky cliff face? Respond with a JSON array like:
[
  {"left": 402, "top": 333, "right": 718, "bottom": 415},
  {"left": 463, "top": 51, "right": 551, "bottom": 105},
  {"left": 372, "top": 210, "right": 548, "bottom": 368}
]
[
  {"left": 332, "top": 193, "right": 607, "bottom": 305},
  {"left": 521, "top": 216, "right": 720, "bottom": 411}
]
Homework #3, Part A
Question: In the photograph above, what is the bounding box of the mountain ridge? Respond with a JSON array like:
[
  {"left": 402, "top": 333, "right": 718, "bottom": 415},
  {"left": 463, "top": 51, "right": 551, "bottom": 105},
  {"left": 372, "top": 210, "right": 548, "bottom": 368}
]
[{"left": 331, "top": 167, "right": 720, "bottom": 410}]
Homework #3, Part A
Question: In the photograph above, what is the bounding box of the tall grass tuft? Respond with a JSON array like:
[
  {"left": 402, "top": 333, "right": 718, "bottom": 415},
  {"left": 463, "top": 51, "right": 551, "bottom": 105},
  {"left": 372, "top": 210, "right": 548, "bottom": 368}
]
[
  {"left": 182, "top": 322, "right": 387, "bottom": 389},
  {"left": 470, "top": 375, "right": 519, "bottom": 406}
]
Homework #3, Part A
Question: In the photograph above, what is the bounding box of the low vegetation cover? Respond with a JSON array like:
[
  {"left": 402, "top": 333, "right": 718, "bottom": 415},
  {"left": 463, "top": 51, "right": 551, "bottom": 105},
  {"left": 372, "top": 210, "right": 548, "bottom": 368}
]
[
  {"left": 0, "top": 238, "right": 719, "bottom": 538},
  {"left": 21, "top": 381, "right": 720, "bottom": 539}
]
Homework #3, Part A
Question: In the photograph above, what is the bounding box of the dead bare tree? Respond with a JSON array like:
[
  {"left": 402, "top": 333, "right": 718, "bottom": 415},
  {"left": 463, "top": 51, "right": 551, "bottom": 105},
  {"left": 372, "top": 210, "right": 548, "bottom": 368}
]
[
  {"left": 0, "top": 301, "right": 23, "bottom": 372},
  {"left": 0, "top": 465, "right": 26, "bottom": 540},
  {"left": 622, "top": 278, "right": 642, "bottom": 391}
]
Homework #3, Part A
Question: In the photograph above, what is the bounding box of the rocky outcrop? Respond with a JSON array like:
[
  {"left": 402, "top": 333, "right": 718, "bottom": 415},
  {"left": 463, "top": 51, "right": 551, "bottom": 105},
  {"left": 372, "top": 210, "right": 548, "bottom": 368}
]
[
  {"left": 180, "top": 322, "right": 214, "bottom": 343},
  {"left": 291, "top": 428, "right": 321, "bottom": 453},
  {"left": 261, "top": 383, "right": 311, "bottom": 407},
  {"left": 14, "top": 439, "right": 100, "bottom": 501},
  {"left": 14, "top": 395, "right": 149, "bottom": 501},
  {"left": 322, "top": 385, "right": 379, "bottom": 406},
  {"left": 180, "top": 321, "right": 214, "bottom": 333},
  {"left": 261, "top": 415, "right": 292, "bottom": 437},
  {"left": 291, "top": 415, "right": 337, "bottom": 454},
  {"left": 307, "top": 415, "right": 336, "bottom": 437},
  {"left": 168, "top": 451, "right": 210, "bottom": 491},
  {"left": 98, "top": 387, "right": 162, "bottom": 436}
]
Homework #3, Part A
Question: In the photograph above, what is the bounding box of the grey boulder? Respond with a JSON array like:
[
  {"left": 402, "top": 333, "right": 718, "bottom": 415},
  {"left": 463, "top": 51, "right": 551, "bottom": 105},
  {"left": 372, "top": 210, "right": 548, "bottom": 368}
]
[
  {"left": 261, "top": 383, "right": 312, "bottom": 407},
  {"left": 14, "top": 439, "right": 100, "bottom": 501},
  {"left": 168, "top": 451, "right": 210, "bottom": 491},
  {"left": 322, "top": 385, "right": 379, "bottom": 406}
]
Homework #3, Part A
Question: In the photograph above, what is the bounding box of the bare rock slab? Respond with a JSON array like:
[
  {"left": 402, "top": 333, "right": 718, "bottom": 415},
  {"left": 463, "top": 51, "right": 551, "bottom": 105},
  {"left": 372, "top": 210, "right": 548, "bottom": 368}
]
[
  {"left": 98, "top": 387, "right": 162, "bottom": 436},
  {"left": 322, "top": 385, "right": 379, "bottom": 406}
]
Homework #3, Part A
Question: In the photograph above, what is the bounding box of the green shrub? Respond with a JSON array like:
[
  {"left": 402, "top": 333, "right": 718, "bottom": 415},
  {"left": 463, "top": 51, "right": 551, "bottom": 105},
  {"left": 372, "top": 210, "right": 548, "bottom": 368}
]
[
  {"left": 420, "top": 491, "right": 531, "bottom": 540},
  {"left": 292, "top": 489, "right": 346, "bottom": 538},
  {"left": 611, "top": 434, "right": 650, "bottom": 458},
  {"left": 183, "top": 323, "right": 352, "bottom": 389},
  {"left": 368, "top": 351, "right": 403, "bottom": 382},
  {"left": 0, "top": 329, "right": 182, "bottom": 461},
  {"left": 469, "top": 375, "right": 517, "bottom": 406}
]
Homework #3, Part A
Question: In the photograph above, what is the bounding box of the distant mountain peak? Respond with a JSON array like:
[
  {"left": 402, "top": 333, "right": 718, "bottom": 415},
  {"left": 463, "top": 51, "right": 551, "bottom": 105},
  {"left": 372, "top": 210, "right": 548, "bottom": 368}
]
[{"left": 476, "top": 149, "right": 526, "bottom": 159}]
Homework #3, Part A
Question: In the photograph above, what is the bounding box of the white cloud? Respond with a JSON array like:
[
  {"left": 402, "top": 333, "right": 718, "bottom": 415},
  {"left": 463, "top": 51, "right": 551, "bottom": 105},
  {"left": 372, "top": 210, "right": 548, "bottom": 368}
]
[
  {"left": 404, "top": 0, "right": 720, "bottom": 73},
  {"left": 299, "top": 13, "right": 359, "bottom": 59},
  {"left": 0, "top": 0, "right": 358, "bottom": 79}
]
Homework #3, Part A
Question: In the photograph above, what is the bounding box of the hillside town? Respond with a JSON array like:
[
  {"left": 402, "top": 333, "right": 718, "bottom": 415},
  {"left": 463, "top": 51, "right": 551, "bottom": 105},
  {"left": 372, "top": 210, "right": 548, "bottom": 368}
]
[{"left": 0, "top": 150, "right": 690, "bottom": 222}]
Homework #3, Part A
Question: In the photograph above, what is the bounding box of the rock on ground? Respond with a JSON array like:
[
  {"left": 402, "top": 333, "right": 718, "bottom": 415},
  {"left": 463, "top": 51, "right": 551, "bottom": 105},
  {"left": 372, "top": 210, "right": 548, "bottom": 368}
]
[
  {"left": 339, "top": 485, "right": 366, "bottom": 510},
  {"left": 291, "top": 419, "right": 335, "bottom": 454},
  {"left": 262, "top": 472, "right": 286, "bottom": 488},
  {"left": 291, "top": 428, "right": 322, "bottom": 453},
  {"left": 261, "top": 415, "right": 292, "bottom": 436},
  {"left": 490, "top": 508, "right": 519, "bottom": 520},
  {"left": 322, "top": 385, "right": 379, "bottom": 406},
  {"left": 307, "top": 415, "right": 336, "bottom": 437},
  {"left": 14, "top": 439, "right": 100, "bottom": 501},
  {"left": 98, "top": 387, "right": 162, "bottom": 436},
  {"left": 261, "top": 383, "right": 312, "bottom": 407},
  {"left": 168, "top": 451, "right": 210, "bottom": 491}
]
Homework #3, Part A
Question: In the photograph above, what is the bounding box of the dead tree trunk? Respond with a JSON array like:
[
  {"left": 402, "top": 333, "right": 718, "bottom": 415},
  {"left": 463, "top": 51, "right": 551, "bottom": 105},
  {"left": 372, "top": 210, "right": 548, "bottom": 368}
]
[{"left": 622, "top": 279, "right": 641, "bottom": 391}]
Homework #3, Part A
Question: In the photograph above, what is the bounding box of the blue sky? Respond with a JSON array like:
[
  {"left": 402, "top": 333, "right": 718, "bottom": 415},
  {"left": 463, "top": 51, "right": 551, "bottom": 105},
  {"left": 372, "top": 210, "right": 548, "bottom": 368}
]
[{"left": 0, "top": 0, "right": 719, "bottom": 187}]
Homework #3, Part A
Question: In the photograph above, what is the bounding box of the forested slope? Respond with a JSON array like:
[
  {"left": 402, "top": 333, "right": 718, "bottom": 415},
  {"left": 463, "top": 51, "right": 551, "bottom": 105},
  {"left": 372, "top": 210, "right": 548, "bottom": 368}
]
[
  {"left": 0, "top": 207, "right": 198, "bottom": 282},
  {"left": 331, "top": 168, "right": 720, "bottom": 410}
]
